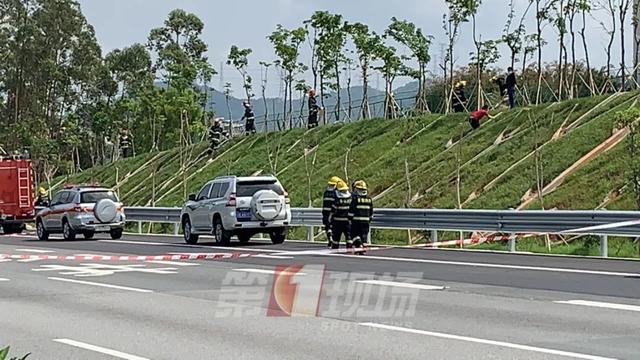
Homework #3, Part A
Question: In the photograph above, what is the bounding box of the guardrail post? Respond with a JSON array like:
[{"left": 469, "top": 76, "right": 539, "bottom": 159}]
[
  {"left": 508, "top": 233, "right": 516, "bottom": 253},
  {"left": 307, "top": 226, "right": 314, "bottom": 242},
  {"left": 430, "top": 230, "right": 438, "bottom": 247},
  {"left": 173, "top": 223, "right": 179, "bottom": 236},
  {"left": 600, "top": 235, "right": 608, "bottom": 258},
  {"left": 137, "top": 221, "right": 142, "bottom": 234}
]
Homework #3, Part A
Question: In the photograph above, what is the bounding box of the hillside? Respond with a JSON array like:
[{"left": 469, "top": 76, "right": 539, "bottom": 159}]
[{"left": 51, "top": 92, "right": 640, "bottom": 255}]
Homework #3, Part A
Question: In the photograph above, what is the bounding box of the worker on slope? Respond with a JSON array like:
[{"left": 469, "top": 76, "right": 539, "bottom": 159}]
[
  {"left": 119, "top": 129, "right": 133, "bottom": 159},
  {"left": 452, "top": 81, "right": 468, "bottom": 113},
  {"left": 468, "top": 105, "right": 494, "bottom": 130},
  {"left": 35, "top": 187, "right": 49, "bottom": 207},
  {"left": 329, "top": 180, "right": 352, "bottom": 250},
  {"left": 322, "top": 176, "right": 343, "bottom": 248},
  {"left": 208, "top": 118, "right": 226, "bottom": 156},
  {"left": 242, "top": 101, "right": 256, "bottom": 135},
  {"left": 349, "top": 180, "right": 373, "bottom": 255},
  {"left": 308, "top": 89, "right": 320, "bottom": 129}
]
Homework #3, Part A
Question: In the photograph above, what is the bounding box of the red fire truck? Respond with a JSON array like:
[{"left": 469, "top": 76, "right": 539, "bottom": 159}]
[{"left": 0, "top": 155, "right": 35, "bottom": 234}]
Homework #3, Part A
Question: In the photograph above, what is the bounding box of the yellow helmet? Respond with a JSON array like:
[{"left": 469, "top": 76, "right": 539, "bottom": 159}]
[
  {"left": 354, "top": 180, "right": 368, "bottom": 191},
  {"left": 336, "top": 181, "right": 349, "bottom": 191},
  {"left": 38, "top": 187, "right": 47, "bottom": 196},
  {"left": 328, "top": 176, "right": 343, "bottom": 186},
  {"left": 455, "top": 80, "right": 467, "bottom": 88}
]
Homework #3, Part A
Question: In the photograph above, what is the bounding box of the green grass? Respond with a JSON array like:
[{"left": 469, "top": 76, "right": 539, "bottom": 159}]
[{"left": 52, "top": 92, "right": 640, "bottom": 258}]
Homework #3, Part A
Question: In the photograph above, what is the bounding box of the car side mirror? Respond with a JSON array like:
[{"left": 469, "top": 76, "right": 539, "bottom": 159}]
[{"left": 188, "top": 194, "right": 196, "bottom": 201}]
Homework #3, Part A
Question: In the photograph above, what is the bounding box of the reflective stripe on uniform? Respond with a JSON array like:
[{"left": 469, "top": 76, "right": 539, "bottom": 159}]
[
  {"left": 356, "top": 205, "right": 371, "bottom": 210},
  {"left": 333, "top": 217, "right": 349, "bottom": 221},
  {"left": 352, "top": 217, "right": 371, "bottom": 222}
]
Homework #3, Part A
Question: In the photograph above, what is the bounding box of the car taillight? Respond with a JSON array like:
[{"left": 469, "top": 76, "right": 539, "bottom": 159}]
[
  {"left": 226, "top": 193, "right": 237, "bottom": 207},
  {"left": 284, "top": 191, "right": 290, "bottom": 204}
]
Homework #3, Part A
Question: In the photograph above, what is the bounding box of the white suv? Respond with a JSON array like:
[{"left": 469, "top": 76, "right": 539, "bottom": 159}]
[{"left": 180, "top": 176, "right": 291, "bottom": 245}]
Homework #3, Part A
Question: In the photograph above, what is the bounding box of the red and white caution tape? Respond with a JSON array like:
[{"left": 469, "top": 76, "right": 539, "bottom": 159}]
[
  {"left": 424, "top": 233, "right": 533, "bottom": 248},
  {"left": 0, "top": 252, "right": 252, "bottom": 262}
]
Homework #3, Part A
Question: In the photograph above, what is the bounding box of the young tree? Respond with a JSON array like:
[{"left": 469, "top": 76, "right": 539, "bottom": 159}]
[
  {"left": 347, "top": 22, "right": 382, "bottom": 119},
  {"left": 385, "top": 17, "right": 434, "bottom": 112},
  {"left": 502, "top": 0, "right": 530, "bottom": 69},
  {"left": 227, "top": 45, "right": 253, "bottom": 101},
  {"left": 259, "top": 61, "right": 272, "bottom": 130},
  {"left": 268, "top": 25, "right": 307, "bottom": 129},
  {"left": 443, "top": 0, "right": 476, "bottom": 112},
  {"left": 470, "top": 39, "right": 501, "bottom": 107},
  {"left": 551, "top": 0, "right": 569, "bottom": 100},
  {"left": 619, "top": 0, "right": 632, "bottom": 90},
  {"left": 531, "top": 0, "right": 553, "bottom": 103},
  {"left": 600, "top": 0, "right": 617, "bottom": 90},
  {"left": 223, "top": 82, "right": 233, "bottom": 134},
  {"left": 372, "top": 41, "right": 403, "bottom": 119}
]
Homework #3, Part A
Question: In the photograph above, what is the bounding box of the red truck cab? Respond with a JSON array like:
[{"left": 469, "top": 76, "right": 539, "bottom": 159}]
[{"left": 0, "top": 155, "right": 35, "bottom": 234}]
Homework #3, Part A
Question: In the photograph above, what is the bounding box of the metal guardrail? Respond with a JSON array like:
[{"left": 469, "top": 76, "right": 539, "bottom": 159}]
[{"left": 125, "top": 206, "right": 640, "bottom": 237}]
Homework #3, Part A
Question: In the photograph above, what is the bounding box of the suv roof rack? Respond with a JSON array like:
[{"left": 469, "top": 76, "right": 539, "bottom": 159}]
[{"left": 63, "top": 182, "right": 102, "bottom": 189}]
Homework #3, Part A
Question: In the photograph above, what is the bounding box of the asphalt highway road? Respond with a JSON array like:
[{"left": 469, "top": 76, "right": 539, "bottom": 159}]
[{"left": 0, "top": 233, "right": 639, "bottom": 359}]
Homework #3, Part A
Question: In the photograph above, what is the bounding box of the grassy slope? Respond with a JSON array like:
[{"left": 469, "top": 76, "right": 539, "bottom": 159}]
[{"left": 52, "top": 92, "right": 640, "bottom": 256}]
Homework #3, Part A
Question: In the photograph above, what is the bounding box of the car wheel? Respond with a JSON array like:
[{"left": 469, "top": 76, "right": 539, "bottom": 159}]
[
  {"left": 237, "top": 231, "right": 252, "bottom": 245},
  {"left": 110, "top": 228, "right": 123, "bottom": 240},
  {"left": 183, "top": 218, "right": 199, "bottom": 245},
  {"left": 269, "top": 227, "right": 287, "bottom": 245},
  {"left": 36, "top": 220, "right": 49, "bottom": 241},
  {"left": 213, "top": 217, "right": 231, "bottom": 245},
  {"left": 83, "top": 232, "right": 95, "bottom": 240},
  {"left": 62, "top": 220, "right": 76, "bottom": 241}
]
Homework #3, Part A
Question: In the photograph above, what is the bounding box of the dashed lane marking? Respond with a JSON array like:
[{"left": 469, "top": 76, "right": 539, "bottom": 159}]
[
  {"left": 359, "top": 323, "right": 617, "bottom": 360},
  {"left": 356, "top": 280, "right": 445, "bottom": 291},
  {"left": 555, "top": 300, "right": 640, "bottom": 313},
  {"left": 53, "top": 338, "right": 150, "bottom": 360},
  {"left": 48, "top": 277, "right": 153, "bottom": 293}
]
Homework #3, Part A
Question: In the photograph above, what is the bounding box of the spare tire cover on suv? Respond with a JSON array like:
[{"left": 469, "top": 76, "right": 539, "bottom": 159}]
[
  {"left": 94, "top": 199, "right": 118, "bottom": 223},
  {"left": 251, "top": 190, "right": 283, "bottom": 221}
]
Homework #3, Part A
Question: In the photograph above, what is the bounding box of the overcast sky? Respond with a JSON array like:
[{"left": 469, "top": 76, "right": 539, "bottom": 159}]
[{"left": 77, "top": 0, "right": 633, "bottom": 97}]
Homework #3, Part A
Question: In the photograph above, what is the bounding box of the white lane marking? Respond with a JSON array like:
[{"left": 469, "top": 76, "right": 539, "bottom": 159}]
[
  {"left": 233, "top": 268, "right": 306, "bottom": 276},
  {"left": 0, "top": 278, "right": 10, "bottom": 281},
  {"left": 555, "top": 300, "right": 640, "bottom": 313},
  {"left": 100, "top": 239, "right": 282, "bottom": 253},
  {"left": 53, "top": 339, "right": 150, "bottom": 360},
  {"left": 15, "top": 248, "right": 55, "bottom": 253},
  {"left": 359, "top": 323, "right": 617, "bottom": 360},
  {"left": 146, "top": 260, "right": 200, "bottom": 267},
  {"left": 325, "top": 253, "right": 640, "bottom": 278},
  {"left": 47, "top": 277, "right": 153, "bottom": 293},
  {"left": 356, "top": 280, "right": 445, "bottom": 291},
  {"left": 252, "top": 254, "right": 294, "bottom": 259}
]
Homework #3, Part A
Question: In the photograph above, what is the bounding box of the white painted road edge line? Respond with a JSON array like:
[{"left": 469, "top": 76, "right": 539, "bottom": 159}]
[
  {"left": 359, "top": 323, "right": 617, "bottom": 360},
  {"left": 328, "top": 253, "right": 640, "bottom": 278},
  {"left": 53, "top": 339, "right": 150, "bottom": 360},
  {"left": 356, "top": 280, "right": 445, "bottom": 291},
  {"left": 0, "top": 278, "right": 9, "bottom": 281},
  {"left": 47, "top": 277, "right": 153, "bottom": 293},
  {"left": 15, "top": 248, "right": 55, "bottom": 253},
  {"left": 555, "top": 300, "right": 640, "bottom": 313},
  {"left": 146, "top": 260, "right": 200, "bottom": 267},
  {"left": 233, "top": 268, "right": 306, "bottom": 276},
  {"left": 100, "top": 239, "right": 283, "bottom": 253}
]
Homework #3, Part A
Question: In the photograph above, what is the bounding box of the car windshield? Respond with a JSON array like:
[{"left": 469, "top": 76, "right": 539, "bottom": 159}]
[
  {"left": 236, "top": 180, "right": 284, "bottom": 197},
  {"left": 80, "top": 191, "right": 118, "bottom": 203}
]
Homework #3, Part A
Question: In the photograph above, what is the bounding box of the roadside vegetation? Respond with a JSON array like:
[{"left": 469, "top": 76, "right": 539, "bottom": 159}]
[{"left": 52, "top": 92, "right": 640, "bottom": 258}]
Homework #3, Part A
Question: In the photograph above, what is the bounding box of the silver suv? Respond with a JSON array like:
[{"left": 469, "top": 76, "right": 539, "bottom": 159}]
[
  {"left": 180, "top": 176, "right": 291, "bottom": 245},
  {"left": 35, "top": 185, "right": 125, "bottom": 241}
]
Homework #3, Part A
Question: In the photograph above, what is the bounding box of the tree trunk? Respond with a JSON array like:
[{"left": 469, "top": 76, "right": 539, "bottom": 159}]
[
  {"left": 536, "top": 0, "right": 543, "bottom": 104},
  {"left": 581, "top": 9, "right": 596, "bottom": 95},
  {"left": 620, "top": 0, "right": 631, "bottom": 91},
  {"left": 335, "top": 64, "right": 341, "bottom": 122}
]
